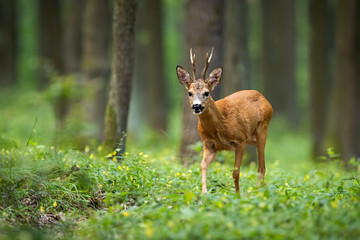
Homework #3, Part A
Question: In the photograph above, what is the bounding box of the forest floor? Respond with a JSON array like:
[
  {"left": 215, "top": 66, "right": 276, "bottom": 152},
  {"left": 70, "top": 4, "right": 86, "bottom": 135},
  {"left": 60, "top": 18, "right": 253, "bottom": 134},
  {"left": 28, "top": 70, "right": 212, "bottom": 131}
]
[{"left": 0, "top": 90, "right": 359, "bottom": 239}]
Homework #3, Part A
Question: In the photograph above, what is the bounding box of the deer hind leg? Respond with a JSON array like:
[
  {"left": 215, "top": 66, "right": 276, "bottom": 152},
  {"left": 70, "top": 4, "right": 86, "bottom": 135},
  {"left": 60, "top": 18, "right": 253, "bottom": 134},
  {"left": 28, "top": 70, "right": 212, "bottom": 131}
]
[
  {"left": 233, "top": 142, "right": 245, "bottom": 193},
  {"left": 256, "top": 122, "right": 268, "bottom": 186},
  {"left": 201, "top": 148, "right": 216, "bottom": 193}
]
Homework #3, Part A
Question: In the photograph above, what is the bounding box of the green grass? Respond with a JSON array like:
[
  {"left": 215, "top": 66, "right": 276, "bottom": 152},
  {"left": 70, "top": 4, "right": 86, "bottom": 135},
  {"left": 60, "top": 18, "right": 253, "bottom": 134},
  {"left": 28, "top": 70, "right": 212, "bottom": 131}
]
[{"left": 0, "top": 90, "right": 359, "bottom": 239}]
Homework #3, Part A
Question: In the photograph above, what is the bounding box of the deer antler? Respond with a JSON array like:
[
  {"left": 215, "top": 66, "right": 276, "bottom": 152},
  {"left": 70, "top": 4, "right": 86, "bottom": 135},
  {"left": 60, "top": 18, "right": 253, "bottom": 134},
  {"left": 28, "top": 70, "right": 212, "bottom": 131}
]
[
  {"left": 190, "top": 48, "right": 196, "bottom": 79},
  {"left": 201, "top": 47, "right": 214, "bottom": 80}
]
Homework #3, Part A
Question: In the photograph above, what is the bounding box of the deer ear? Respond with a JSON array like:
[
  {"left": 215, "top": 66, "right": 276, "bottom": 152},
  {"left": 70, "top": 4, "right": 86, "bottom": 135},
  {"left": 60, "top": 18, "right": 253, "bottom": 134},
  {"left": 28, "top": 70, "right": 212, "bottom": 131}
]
[
  {"left": 207, "top": 67, "right": 222, "bottom": 90},
  {"left": 176, "top": 66, "right": 192, "bottom": 89}
]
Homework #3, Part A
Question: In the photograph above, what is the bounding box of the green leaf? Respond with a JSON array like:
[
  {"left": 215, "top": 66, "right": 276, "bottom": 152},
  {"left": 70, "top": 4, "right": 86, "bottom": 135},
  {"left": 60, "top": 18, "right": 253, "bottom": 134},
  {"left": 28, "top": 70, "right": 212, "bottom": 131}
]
[{"left": 183, "top": 191, "right": 195, "bottom": 203}]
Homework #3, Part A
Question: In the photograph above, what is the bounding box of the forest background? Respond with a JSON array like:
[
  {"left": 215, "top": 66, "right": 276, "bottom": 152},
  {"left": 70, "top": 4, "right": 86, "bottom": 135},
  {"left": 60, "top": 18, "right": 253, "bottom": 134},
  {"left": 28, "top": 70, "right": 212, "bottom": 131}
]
[
  {"left": 1, "top": 0, "right": 359, "bottom": 162},
  {"left": 0, "top": 0, "right": 359, "bottom": 239}
]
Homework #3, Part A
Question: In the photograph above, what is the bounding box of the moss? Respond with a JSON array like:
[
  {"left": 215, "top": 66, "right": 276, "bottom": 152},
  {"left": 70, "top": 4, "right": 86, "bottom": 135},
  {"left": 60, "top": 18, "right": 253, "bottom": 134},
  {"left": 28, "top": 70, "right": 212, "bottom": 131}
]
[{"left": 102, "top": 104, "right": 118, "bottom": 152}]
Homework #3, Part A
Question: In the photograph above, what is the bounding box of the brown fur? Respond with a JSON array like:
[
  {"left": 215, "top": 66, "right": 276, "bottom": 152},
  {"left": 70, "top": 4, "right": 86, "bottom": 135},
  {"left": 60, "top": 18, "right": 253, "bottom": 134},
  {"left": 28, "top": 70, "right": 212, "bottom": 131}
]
[{"left": 198, "top": 90, "right": 273, "bottom": 152}]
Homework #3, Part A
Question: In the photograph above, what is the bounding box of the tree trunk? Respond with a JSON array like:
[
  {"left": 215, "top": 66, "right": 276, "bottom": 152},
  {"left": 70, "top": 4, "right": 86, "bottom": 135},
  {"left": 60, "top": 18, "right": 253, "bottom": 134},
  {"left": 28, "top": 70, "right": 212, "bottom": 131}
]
[
  {"left": 222, "top": 0, "right": 250, "bottom": 97},
  {"left": 51, "top": 0, "right": 84, "bottom": 134},
  {"left": 38, "top": 0, "right": 63, "bottom": 87},
  {"left": 323, "top": 0, "right": 338, "bottom": 156},
  {"left": 82, "top": 0, "right": 111, "bottom": 141},
  {"left": 336, "top": 0, "right": 360, "bottom": 162},
  {"left": 222, "top": 0, "right": 256, "bottom": 164},
  {"left": 39, "top": 0, "right": 68, "bottom": 129},
  {"left": 179, "top": 0, "right": 224, "bottom": 161},
  {"left": 0, "top": 0, "right": 17, "bottom": 87},
  {"left": 309, "top": 0, "right": 331, "bottom": 158},
  {"left": 261, "top": 0, "right": 297, "bottom": 125},
  {"left": 103, "top": 0, "right": 137, "bottom": 154},
  {"left": 63, "top": 0, "right": 83, "bottom": 74}
]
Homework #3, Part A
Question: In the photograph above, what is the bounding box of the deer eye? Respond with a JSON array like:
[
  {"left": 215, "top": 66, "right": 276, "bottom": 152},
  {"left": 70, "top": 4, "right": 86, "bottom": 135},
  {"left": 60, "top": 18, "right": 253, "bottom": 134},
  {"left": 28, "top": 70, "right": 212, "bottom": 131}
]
[
  {"left": 204, "top": 91, "right": 209, "bottom": 97},
  {"left": 188, "top": 92, "right": 193, "bottom": 97}
]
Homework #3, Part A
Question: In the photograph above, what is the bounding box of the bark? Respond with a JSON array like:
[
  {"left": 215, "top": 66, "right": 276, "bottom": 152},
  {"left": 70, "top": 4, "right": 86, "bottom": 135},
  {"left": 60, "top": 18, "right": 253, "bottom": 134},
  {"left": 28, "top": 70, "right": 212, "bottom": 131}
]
[
  {"left": 82, "top": 0, "right": 111, "bottom": 141},
  {"left": 309, "top": 0, "right": 331, "bottom": 158},
  {"left": 38, "top": 0, "right": 67, "bottom": 129},
  {"left": 51, "top": 0, "right": 84, "bottom": 131},
  {"left": 222, "top": 0, "right": 250, "bottom": 97},
  {"left": 180, "top": 0, "right": 224, "bottom": 160},
  {"left": 222, "top": 0, "right": 256, "bottom": 164},
  {"left": 324, "top": 0, "right": 338, "bottom": 155},
  {"left": 0, "top": 0, "right": 17, "bottom": 87},
  {"left": 63, "top": 0, "right": 83, "bottom": 74},
  {"left": 39, "top": 0, "right": 63, "bottom": 87},
  {"left": 336, "top": 0, "right": 360, "bottom": 162},
  {"left": 261, "top": 0, "right": 297, "bottom": 125},
  {"left": 103, "top": 0, "right": 137, "bottom": 154}
]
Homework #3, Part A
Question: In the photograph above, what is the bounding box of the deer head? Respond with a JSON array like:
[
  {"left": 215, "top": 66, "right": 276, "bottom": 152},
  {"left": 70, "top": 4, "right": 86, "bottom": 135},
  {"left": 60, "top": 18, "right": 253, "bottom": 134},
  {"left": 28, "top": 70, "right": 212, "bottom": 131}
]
[{"left": 176, "top": 48, "right": 223, "bottom": 115}]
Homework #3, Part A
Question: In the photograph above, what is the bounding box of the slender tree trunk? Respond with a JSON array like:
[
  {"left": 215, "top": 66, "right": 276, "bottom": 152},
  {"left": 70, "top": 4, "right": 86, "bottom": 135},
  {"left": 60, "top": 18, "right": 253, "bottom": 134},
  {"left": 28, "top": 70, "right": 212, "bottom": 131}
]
[
  {"left": 309, "top": 0, "right": 331, "bottom": 158},
  {"left": 50, "top": 0, "right": 84, "bottom": 135},
  {"left": 82, "top": 0, "right": 111, "bottom": 141},
  {"left": 38, "top": 0, "right": 63, "bottom": 88},
  {"left": 39, "top": 0, "right": 68, "bottom": 129},
  {"left": 324, "top": 1, "right": 338, "bottom": 155},
  {"left": 103, "top": 0, "right": 137, "bottom": 154},
  {"left": 0, "top": 0, "right": 17, "bottom": 87},
  {"left": 336, "top": 0, "right": 360, "bottom": 162},
  {"left": 63, "top": 0, "right": 83, "bottom": 74},
  {"left": 261, "top": 0, "right": 297, "bottom": 125},
  {"left": 179, "top": 0, "right": 224, "bottom": 160},
  {"left": 223, "top": 0, "right": 256, "bottom": 164},
  {"left": 222, "top": 0, "right": 250, "bottom": 96}
]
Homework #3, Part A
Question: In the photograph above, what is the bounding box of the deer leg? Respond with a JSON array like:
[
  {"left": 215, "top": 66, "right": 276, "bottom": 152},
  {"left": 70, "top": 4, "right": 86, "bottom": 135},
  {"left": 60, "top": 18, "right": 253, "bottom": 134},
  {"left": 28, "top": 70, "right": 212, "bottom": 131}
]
[
  {"left": 233, "top": 143, "right": 245, "bottom": 193},
  {"left": 256, "top": 123, "right": 268, "bottom": 186},
  {"left": 201, "top": 148, "right": 216, "bottom": 193}
]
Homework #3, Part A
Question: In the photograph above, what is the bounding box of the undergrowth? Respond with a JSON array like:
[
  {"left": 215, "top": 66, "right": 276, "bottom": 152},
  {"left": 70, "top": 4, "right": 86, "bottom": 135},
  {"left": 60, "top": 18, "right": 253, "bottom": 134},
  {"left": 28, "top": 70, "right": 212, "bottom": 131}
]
[{"left": 1, "top": 139, "right": 359, "bottom": 239}]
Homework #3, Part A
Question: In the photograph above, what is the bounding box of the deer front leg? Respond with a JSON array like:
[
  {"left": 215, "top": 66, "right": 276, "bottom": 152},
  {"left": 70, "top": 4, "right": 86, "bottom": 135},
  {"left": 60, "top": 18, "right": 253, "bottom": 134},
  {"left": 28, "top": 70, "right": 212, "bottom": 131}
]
[
  {"left": 233, "top": 143, "right": 245, "bottom": 193},
  {"left": 200, "top": 148, "right": 216, "bottom": 193}
]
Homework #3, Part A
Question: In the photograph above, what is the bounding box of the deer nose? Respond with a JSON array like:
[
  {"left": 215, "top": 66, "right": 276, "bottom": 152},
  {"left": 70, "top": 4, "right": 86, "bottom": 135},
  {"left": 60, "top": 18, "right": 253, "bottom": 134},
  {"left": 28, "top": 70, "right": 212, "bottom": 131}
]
[{"left": 192, "top": 104, "right": 204, "bottom": 113}]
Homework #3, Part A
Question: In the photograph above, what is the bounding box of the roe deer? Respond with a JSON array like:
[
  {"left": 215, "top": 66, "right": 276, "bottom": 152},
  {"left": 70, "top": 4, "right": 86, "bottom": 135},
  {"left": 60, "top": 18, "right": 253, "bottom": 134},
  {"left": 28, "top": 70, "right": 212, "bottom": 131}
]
[{"left": 176, "top": 48, "right": 273, "bottom": 193}]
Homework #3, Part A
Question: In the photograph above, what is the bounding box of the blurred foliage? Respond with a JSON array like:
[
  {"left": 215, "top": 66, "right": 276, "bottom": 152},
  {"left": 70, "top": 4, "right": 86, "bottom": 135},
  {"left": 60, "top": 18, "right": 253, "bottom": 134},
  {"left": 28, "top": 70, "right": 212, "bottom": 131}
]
[
  {"left": 43, "top": 74, "right": 79, "bottom": 105},
  {"left": 295, "top": 0, "right": 310, "bottom": 122},
  {"left": 16, "top": 0, "right": 40, "bottom": 90},
  {"left": 0, "top": 90, "right": 55, "bottom": 147}
]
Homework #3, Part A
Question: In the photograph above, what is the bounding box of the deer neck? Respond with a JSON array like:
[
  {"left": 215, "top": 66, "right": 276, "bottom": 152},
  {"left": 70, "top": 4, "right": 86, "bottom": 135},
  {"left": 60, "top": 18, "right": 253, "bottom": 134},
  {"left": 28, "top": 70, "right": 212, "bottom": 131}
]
[{"left": 198, "top": 97, "right": 224, "bottom": 130}]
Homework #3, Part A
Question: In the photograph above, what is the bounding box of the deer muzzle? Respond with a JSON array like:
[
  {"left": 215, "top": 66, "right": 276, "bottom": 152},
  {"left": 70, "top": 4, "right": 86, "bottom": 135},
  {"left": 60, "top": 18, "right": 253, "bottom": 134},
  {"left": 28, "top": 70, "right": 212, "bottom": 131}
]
[{"left": 192, "top": 104, "right": 204, "bottom": 114}]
